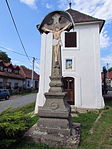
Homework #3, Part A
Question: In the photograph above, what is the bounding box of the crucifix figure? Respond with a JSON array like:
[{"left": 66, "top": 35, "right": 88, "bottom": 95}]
[{"left": 42, "top": 23, "right": 71, "bottom": 63}]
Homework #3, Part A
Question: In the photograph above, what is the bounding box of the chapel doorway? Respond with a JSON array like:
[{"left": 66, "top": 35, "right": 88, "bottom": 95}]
[{"left": 63, "top": 77, "right": 74, "bottom": 105}]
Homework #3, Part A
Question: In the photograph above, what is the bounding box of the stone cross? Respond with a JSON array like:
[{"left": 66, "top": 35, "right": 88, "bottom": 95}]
[{"left": 25, "top": 11, "right": 80, "bottom": 149}]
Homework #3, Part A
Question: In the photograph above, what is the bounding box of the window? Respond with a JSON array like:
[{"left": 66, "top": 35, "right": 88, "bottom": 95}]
[
  {"left": 0, "top": 66, "right": 3, "bottom": 71},
  {"left": 0, "top": 82, "right": 3, "bottom": 88},
  {"left": 65, "top": 32, "right": 77, "bottom": 48},
  {"left": 14, "top": 70, "right": 19, "bottom": 74},
  {"left": 4, "top": 68, "right": 7, "bottom": 71},
  {"left": 27, "top": 81, "right": 30, "bottom": 87},
  {"left": 8, "top": 68, "right": 12, "bottom": 72},
  {"left": 66, "top": 59, "right": 72, "bottom": 70},
  {"left": 6, "top": 82, "right": 11, "bottom": 89},
  {"left": 14, "top": 83, "right": 18, "bottom": 89}
]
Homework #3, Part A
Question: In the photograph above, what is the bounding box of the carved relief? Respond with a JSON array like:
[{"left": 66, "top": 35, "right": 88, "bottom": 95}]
[
  {"left": 41, "top": 13, "right": 72, "bottom": 63},
  {"left": 50, "top": 102, "right": 59, "bottom": 110}
]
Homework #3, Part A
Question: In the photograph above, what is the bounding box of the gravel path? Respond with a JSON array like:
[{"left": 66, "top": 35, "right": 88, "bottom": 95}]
[{"left": 0, "top": 93, "right": 37, "bottom": 113}]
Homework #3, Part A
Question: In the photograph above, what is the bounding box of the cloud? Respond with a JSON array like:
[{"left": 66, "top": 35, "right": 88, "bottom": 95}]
[
  {"left": 100, "top": 31, "right": 110, "bottom": 48},
  {"left": 11, "top": 59, "right": 23, "bottom": 66},
  {"left": 101, "top": 56, "right": 112, "bottom": 67},
  {"left": 11, "top": 60, "right": 20, "bottom": 64},
  {"left": 0, "top": 45, "right": 14, "bottom": 52},
  {"left": 58, "top": 0, "right": 112, "bottom": 49},
  {"left": 58, "top": 0, "right": 112, "bottom": 21},
  {"left": 45, "top": 3, "right": 52, "bottom": 9},
  {"left": 20, "top": 0, "right": 37, "bottom": 8}
]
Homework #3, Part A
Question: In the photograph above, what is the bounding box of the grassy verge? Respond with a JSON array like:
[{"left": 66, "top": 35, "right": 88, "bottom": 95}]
[
  {"left": 9, "top": 141, "right": 63, "bottom": 149},
  {"left": 14, "top": 102, "right": 36, "bottom": 114},
  {"left": 0, "top": 102, "right": 39, "bottom": 149},
  {"left": 2, "top": 98, "right": 112, "bottom": 149},
  {"left": 11, "top": 90, "right": 38, "bottom": 97},
  {"left": 72, "top": 111, "right": 99, "bottom": 142},
  {"left": 78, "top": 108, "right": 112, "bottom": 149}
]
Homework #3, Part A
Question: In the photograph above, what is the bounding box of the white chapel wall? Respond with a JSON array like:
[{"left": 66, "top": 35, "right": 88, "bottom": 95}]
[{"left": 35, "top": 23, "right": 104, "bottom": 113}]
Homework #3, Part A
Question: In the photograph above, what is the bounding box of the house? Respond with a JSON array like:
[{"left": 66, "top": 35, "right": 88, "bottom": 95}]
[
  {"left": 35, "top": 8, "right": 105, "bottom": 113},
  {"left": 0, "top": 60, "right": 39, "bottom": 92},
  {"left": 20, "top": 66, "right": 39, "bottom": 90},
  {"left": 0, "top": 60, "right": 24, "bottom": 90},
  {"left": 102, "top": 71, "right": 112, "bottom": 88}
]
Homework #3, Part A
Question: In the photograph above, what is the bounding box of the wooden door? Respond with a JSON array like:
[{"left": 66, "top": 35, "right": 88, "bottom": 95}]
[{"left": 63, "top": 77, "right": 74, "bottom": 105}]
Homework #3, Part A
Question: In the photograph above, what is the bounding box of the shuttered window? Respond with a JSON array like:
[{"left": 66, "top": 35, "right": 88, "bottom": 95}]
[{"left": 65, "top": 32, "right": 77, "bottom": 48}]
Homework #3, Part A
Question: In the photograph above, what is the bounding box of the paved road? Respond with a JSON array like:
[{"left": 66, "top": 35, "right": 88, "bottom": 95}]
[{"left": 0, "top": 93, "right": 37, "bottom": 113}]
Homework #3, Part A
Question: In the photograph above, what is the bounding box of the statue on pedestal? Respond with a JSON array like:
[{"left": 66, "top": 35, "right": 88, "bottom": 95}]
[
  {"left": 42, "top": 22, "right": 71, "bottom": 63},
  {"left": 24, "top": 11, "right": 80, "bottom": 149}
]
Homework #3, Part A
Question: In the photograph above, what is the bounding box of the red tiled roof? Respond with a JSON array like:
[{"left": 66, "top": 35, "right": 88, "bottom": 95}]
[
  {"left": 13, "top": 65, "right": 20, "bottom": 70},
  {"left": 0, "top": 71, "right": 24, "bottom": 80},
  {"left": 66, "top": 9, "right": 105, "bottom": 32},
  {"left": 20, "top": 66, "right": 39, "bottom": 80},
  {"left": 101, "top": 71, "right": 112, "bottom": 80},
  {"left": 107, "top": 71, "right": 112, "bottom": 79},
  {"left": 0, "top": 60, "right": 39, "bottom": 80}
]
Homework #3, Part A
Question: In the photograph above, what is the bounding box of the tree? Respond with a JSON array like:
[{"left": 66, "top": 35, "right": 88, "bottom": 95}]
[
  {"left": 0, "top": 51, "right": 11, "bottom": 63},
  {"left": 108, "top": 67, "right": 112, "bottom": 72}
]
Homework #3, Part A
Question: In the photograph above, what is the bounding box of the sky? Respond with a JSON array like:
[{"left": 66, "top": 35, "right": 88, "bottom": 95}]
[{"left": 0, "top": 0, "right": 112, "bottom": 73}]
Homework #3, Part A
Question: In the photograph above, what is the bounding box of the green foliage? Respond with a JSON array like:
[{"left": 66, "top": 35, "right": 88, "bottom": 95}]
[
  {"left": 72, "top": 111, "right": 99, "bottom": 141},
  {"left": 1, "top": 100, "right": 112, "bottom": 149},
  {"left": 108, "top": 67, "right": 112, "bottom": 72},
  {"left": 104, "top": 96, "right": 112, "bottom": 107},
  {"left": 9, "top": 140, "right": 64, "bottom": 149},
  {"left": 15, "top": 102, "right": 36, "bottom": 114},
  {"left": 78, "top": 108, "right": 112, "bottom": 149},
  {"left": 0, "top": 103, "right": 38, "bottom": 149},
  {"left": 11, "top": 89, "right": 38, "bottom": 96},
  {"left": 0, "top": 50, "right": 11, "bottom": 63}
]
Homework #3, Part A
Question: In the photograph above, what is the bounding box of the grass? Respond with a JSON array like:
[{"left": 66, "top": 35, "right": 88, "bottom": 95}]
[
  {"left": 9, "top": 141, "right": 64, "bottom": 149},
  {"left": 0, "top": 102, "right": 39, "bottom": 149},
  {"left": 11, "top": 90, "right": 38, "bottom": 97},
  {"left": 3, "top": 97, "right": 112, "bottom": 149},
  {"left": 78, "top": 96, "right": 112, "bottom": 149},
  {"left": 14, "top": 102, "right": 36, "bottom": 114},
  {"left": 72, "top": 111, "right": 99, "bottom": 141},
  {"left": 9, "top": 102, "right": 39, "bottom": 128},
  {"left": 78, "top": 108, "right": 112, "bottom": 149}
]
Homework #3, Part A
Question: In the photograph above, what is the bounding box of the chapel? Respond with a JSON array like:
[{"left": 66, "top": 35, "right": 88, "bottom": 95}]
[{"left": 35, "top": 8, "right": 105, "bottom": 113}]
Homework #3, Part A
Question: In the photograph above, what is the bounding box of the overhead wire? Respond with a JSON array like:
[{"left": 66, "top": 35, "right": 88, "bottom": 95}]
[
  {"left": 0, "top": 45, "right": 40, "bottom": 61},
  {"left": 5, "top": 0, "right": 31, "bottom": 63},
  {"left": 0, "top": 45, "right": 40, "bottom": 71}
]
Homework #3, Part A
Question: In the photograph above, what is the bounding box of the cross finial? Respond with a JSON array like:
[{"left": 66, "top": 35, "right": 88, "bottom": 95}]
[{"left": 69, "top": 0, "right": 72, "bottom": 9}]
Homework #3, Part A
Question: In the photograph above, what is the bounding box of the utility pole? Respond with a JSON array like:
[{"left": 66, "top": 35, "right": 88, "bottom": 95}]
[
  {"left": 106, "top": 63, "right": 109, "bottom": 88},
  {"left": 31, "top": 57, "right": 35, "bottom": 89},
  {"left": 103, "top": 66, "right": 107, "bottom": 95}
]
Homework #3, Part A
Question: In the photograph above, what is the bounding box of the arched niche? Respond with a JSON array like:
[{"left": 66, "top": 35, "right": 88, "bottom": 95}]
[{"left": 37, "top": 11, "right": 73, "bottom": 34}]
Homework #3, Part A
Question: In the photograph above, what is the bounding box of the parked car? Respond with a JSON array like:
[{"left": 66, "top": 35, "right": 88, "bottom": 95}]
[{"left": 0, "top": 89, "right": 10, "bottom": 100}]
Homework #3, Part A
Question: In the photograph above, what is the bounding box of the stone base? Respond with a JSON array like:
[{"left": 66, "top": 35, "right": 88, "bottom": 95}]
[{"left": 24, "top": 123, "right": 81, "bottom": 149}]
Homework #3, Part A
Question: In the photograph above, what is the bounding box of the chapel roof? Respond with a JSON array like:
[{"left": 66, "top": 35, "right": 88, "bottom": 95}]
[{"left": 66, "top": 9, "right": 105, "bottom": 32}]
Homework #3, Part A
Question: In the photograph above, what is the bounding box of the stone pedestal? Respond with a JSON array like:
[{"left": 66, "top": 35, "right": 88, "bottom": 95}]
[{"left": 24, "top": 46, "right": 80, "bottom": 148}]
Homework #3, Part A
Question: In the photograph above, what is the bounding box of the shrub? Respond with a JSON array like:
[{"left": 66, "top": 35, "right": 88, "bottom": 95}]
[{"left": 0, "top": 108, "right": 34, "bottom": 149}]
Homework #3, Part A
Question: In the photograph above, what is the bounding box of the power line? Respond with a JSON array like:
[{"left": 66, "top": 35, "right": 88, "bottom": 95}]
[
  {"left": 0, "top": 45, "right": 40, "bottom": 71},
  {"left": 0, "top": 45, "right": 40, "bottom": 61},
  {"left": 5, "top": 0, "right": 31, "bottom": 63}
]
